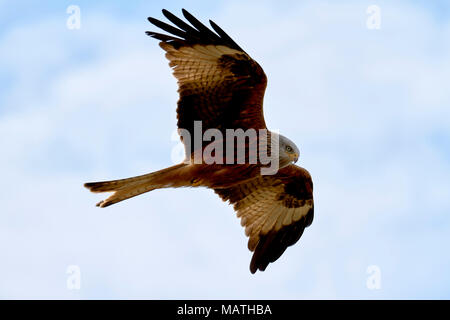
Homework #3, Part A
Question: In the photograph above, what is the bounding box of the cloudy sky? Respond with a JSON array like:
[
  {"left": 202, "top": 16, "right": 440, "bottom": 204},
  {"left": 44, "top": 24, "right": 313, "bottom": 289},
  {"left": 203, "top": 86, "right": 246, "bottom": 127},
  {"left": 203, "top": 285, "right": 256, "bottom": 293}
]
[{"left": 0, "top": 0, "right": 449, "bottom": 299}]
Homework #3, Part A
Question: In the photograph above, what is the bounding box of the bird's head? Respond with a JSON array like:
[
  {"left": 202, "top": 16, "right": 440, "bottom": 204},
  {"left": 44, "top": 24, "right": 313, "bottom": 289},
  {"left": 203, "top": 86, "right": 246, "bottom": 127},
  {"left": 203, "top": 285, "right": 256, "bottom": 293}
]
[{"left": 277, "top": 134, "right": 299, "bottom": 168}]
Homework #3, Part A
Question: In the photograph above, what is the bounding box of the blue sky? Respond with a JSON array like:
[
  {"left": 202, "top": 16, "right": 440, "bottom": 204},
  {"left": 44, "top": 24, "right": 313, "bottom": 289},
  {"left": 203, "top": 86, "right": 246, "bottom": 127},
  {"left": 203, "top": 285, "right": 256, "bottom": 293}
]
[{"left": 0, "top": 0, "right": 449, "bottom": 299}]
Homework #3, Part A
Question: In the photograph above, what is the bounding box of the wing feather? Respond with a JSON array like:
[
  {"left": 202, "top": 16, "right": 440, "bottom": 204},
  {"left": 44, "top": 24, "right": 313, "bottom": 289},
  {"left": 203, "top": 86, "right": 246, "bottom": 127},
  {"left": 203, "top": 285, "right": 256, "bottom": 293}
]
[
  {"left": 162, "top": 9, "right": 200, "bottom": 35},
  {"left": 147, "top": 9, "right": 268, "bottom": 156},
  {"left": 181, "top": 9, "right": 223, "bottom": 43},
  {"left": 214, "top": 164, "right": 314, "bottom": 273},
  {"left": 147, "top": 17, "right": 187, "bottom": 39}
]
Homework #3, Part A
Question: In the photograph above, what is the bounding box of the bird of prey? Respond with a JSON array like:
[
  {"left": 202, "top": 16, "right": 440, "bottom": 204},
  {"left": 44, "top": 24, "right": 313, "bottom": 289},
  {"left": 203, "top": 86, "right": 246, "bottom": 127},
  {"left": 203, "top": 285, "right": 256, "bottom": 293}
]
[{"left": 85, "top": 9, "right": 314, "bottom": 274}]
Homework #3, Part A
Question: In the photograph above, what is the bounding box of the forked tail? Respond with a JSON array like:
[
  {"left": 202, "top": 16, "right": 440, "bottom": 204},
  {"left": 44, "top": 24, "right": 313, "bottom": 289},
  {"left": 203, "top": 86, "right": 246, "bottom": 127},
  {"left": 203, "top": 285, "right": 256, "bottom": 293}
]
[{"left": 84, "top": 163, "right": 188, "bottom": 207}]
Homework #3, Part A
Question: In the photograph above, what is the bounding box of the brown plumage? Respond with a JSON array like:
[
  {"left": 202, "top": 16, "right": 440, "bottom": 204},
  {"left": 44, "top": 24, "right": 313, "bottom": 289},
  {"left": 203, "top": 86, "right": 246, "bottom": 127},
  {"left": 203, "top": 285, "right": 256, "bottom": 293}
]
[
  {"left": 85, "top": 9, "right": 314, "bottom": 274},
  {"left": 215, "top": 166, "right": 313, "bottom": 273}
]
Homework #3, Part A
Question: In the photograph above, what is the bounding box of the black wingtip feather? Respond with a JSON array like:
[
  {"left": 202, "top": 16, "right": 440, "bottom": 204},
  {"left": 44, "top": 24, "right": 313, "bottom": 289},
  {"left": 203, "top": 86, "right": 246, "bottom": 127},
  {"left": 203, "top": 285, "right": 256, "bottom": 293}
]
[
  {"left": 146, "top": 8, "right": 244, "bottom": 52},
  {"left": 181, "top": 9, "right": 221, "bottom": 40},
  {"left": 147, "top": 16, "right": 186, "bottom": 39},
  {"left": 146, "top": 31, "right": 181, "bottom": 43},
  {"left": 162, "top": 9, "right": 199, "bottom": 34},
  {"left": 209, "top": 19, "right": 244, "bottom": 52}
]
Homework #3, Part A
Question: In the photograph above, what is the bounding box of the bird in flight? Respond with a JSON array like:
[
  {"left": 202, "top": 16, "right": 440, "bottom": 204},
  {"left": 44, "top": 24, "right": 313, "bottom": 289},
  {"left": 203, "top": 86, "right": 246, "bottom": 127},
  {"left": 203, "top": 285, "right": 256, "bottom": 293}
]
[{"left": 85, "top": 9, "right": 314, "bottom": 274}]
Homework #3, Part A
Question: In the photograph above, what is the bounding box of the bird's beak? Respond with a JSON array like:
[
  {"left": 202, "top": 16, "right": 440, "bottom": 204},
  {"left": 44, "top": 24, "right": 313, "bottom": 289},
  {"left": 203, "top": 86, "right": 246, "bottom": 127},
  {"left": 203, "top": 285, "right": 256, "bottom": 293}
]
[{"left": 291, "top": 153, "right": 299, "bottom": 163}]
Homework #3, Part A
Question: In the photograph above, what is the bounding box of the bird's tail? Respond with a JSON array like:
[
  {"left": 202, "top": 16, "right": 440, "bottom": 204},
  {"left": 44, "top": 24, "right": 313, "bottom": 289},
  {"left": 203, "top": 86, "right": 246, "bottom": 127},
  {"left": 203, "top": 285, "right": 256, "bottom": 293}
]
[{"left": 84, "top": 163, "right": 188, "bottom": 207}]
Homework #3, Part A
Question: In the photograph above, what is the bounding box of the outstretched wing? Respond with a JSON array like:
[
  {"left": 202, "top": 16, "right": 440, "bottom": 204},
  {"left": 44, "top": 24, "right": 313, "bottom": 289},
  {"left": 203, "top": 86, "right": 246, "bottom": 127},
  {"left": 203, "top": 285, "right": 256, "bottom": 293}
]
[
  {"left": 146, "top": 9, "right": 267, "bottom": 154},
  {"left": 214, "top": 165, "right": 314, "bottom": 273}
]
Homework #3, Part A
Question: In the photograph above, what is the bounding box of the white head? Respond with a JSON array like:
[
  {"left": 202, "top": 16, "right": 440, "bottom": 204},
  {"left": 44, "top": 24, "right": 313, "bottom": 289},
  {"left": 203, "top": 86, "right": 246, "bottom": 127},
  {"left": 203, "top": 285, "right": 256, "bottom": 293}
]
[
  {"left": 258, "top": 131, "right": 299, "bottom": 175},
  {"left": 277, "top": 134, "right": 300, "bottom": 168}
]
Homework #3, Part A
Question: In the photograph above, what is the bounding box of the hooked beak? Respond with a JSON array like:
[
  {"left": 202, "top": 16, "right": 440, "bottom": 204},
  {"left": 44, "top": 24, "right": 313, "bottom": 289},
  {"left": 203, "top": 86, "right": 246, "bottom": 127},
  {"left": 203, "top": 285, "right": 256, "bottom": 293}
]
[{"left": 290, "top": 153, "right": 299, "bottom": 163}]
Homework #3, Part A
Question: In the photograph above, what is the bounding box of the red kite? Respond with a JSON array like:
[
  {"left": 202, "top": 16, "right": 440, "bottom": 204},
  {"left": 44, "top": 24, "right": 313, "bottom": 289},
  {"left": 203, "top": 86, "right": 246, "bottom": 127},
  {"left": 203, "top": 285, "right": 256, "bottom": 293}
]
[{"left": 85, "top": 9, "right": 314, "bottom": 273}]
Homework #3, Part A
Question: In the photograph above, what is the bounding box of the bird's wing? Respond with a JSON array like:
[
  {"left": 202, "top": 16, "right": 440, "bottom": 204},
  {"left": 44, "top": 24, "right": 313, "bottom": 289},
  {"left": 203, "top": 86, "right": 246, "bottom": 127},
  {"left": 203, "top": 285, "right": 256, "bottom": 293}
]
[
  {"left": 146, "top": 9, "right": 268, "bottom": 154},
  {"left": 214, "top": 165, "right": 314, "bottom": 273}
]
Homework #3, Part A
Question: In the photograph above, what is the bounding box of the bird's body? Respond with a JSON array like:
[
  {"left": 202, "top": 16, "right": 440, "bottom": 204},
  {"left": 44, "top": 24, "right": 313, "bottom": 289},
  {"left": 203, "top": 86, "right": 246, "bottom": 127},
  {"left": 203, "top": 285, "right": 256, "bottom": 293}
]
[{"left": 85, "top": 9, "right": 314, "bottom": 273}]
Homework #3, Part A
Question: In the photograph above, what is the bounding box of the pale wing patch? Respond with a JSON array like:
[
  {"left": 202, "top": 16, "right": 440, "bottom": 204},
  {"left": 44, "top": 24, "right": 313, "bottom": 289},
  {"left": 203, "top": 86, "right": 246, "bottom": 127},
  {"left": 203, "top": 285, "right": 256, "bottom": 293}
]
[
  {"left": 160, "top": 43, "right": 243, "bottom": 87},
  {"left": 232, "top": 181, "right": 313, "bottom": 252}
]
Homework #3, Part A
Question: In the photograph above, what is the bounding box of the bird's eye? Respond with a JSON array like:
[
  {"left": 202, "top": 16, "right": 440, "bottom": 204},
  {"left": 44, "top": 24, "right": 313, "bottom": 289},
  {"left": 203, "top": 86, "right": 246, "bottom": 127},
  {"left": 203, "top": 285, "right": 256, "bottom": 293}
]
[{"left": 286, "top": 146, "right": 293, "bottom": 152}]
